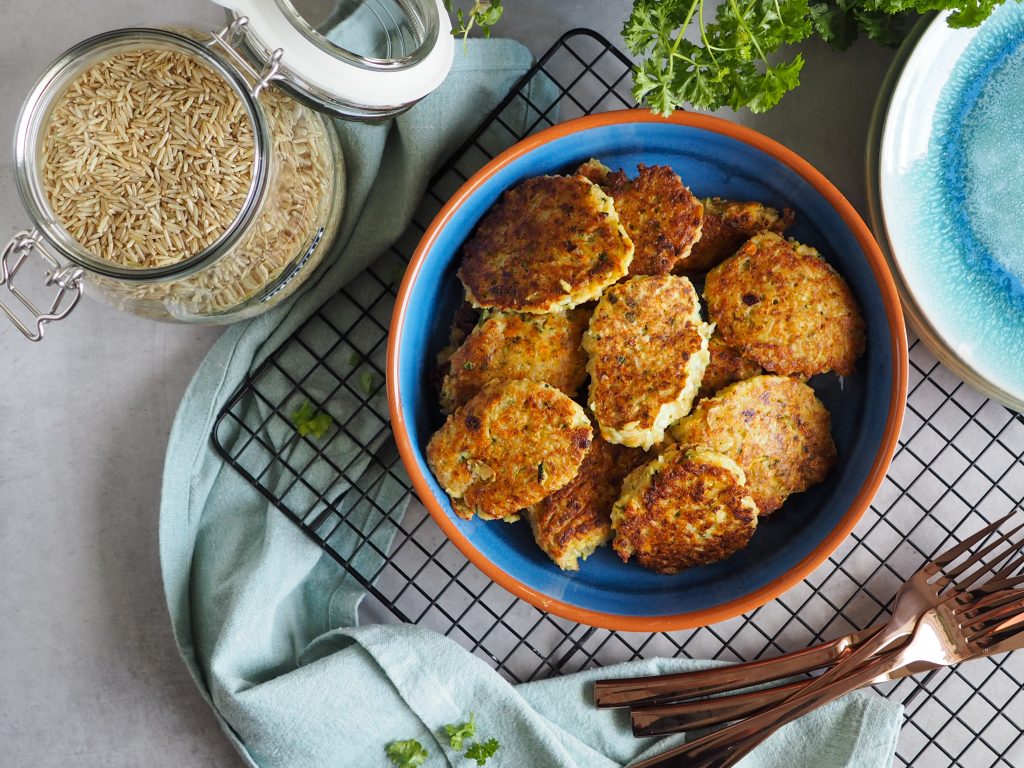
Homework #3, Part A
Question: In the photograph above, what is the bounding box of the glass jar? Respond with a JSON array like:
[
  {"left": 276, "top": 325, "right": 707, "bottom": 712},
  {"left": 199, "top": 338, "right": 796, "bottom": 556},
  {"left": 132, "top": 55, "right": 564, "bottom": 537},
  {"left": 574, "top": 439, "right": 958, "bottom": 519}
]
[{"left": 1, "top": 2, "right": 453, "bottom": 340}]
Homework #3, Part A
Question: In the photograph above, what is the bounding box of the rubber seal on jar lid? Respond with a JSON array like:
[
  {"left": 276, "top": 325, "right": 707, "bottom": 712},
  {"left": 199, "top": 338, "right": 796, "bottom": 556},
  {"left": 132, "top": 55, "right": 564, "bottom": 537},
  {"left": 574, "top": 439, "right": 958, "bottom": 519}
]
[{"left": 212, "top": 0, "right": 454, "bottom": 116}]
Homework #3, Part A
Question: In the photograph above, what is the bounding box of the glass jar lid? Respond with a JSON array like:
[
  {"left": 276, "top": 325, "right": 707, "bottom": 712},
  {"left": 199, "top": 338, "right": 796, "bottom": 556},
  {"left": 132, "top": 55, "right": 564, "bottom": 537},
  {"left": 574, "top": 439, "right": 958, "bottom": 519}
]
[{"left": 213, "top": 0, "right": 455, "bottom": 119}]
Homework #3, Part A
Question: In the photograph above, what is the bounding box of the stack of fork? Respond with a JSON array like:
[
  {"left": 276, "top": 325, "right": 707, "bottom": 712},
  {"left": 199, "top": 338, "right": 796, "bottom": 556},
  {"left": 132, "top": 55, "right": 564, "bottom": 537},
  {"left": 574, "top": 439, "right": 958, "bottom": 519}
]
[{"left": 594, "top": 513, "right": 1024, "bottom": 768}]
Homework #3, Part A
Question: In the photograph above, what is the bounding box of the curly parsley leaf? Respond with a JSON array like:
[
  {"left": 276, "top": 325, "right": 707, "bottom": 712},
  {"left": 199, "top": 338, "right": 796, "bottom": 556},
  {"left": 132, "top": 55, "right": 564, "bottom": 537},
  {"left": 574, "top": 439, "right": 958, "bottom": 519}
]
[
  {"left": 444, "top": 713, "right": 476, "bottom": 751},
  {"left": 464, "top": 738, "right": 500, "bottom": 766},
  {"left": 289, "top": 400, "right": 333, "bottom": 439},
  {"left": 385, "top": 739, "right": 428, "bottom": 768}
]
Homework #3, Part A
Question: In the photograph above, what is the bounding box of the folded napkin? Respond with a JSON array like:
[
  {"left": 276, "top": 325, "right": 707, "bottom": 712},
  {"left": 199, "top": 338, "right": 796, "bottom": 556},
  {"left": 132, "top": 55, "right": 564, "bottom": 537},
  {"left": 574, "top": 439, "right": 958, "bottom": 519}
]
[{"left": 159, "top": 38, "right": 904, "bottom": 767}]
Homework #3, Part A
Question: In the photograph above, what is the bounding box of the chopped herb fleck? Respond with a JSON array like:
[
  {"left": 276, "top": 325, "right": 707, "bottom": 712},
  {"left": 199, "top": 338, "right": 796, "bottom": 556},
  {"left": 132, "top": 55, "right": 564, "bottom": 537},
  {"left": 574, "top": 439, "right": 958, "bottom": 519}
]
[
  {"left": 359, "top": 371, "right": 376, "bottom": 395},
  {"left": 290, "top": 400, "right": 333, "bottom": 439},
  {"left": 348, "top": 351, "right": 360, "bottom": 367},
  {"left": 464, "top": 361, "right": 475, "bottom": 370},
  {"left": 537, "top": 462, "right": 545, "bottom": 483}
]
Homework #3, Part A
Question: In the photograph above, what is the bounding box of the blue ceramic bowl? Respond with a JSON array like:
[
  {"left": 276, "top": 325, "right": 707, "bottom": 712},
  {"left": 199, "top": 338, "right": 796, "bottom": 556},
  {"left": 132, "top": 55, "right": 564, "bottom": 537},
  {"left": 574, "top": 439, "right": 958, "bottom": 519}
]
[{"left": 389, "top": 111, "right": 907, "bottom": 631}]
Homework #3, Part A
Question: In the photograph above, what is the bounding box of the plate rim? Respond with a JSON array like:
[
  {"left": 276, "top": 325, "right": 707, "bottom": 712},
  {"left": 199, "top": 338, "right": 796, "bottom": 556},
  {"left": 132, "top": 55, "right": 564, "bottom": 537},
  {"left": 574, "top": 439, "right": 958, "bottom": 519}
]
[{"left": 387, "top": 108, "right": 909, "bottom": 631}]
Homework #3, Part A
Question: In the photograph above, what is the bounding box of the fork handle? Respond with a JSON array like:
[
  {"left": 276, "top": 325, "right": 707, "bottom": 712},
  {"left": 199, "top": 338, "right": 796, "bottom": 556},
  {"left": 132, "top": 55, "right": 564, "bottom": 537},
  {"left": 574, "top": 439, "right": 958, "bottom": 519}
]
[
  {"left": 631, "top": 679, "right": 808, "bottom": 735},
  {"left": 593, "top": 625, "right": 880, "bottom": 708},
  {"left": 632, "top": 657, "right": 939, "bottom": 736},
  {"left": 632, "top": 651, "right": 900, "bottom": 768}
]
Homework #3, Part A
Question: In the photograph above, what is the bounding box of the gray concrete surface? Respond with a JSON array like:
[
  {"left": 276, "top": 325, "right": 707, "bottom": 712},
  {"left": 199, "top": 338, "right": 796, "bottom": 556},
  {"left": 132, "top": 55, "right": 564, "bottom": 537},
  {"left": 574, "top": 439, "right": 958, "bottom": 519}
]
[{"left": 0, "top": 1, "right": 896, "bottom": 765}]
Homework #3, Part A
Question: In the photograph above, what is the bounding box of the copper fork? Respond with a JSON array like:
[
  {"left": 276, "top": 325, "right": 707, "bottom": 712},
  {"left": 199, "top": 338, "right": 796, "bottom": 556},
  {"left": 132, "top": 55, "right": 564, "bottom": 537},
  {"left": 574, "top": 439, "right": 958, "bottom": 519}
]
[
  {"left": 635, "top": 513, "right": 1024, "bottom": 767},
  {"left": 635, "top": 587, "right": 1024, "bottom": 768},
  {"left": 595, "top": 511, "right": 1022, "bottom": 710},
  {"left": 633, "top": 580, "right": 1024, "bottom": 735}
]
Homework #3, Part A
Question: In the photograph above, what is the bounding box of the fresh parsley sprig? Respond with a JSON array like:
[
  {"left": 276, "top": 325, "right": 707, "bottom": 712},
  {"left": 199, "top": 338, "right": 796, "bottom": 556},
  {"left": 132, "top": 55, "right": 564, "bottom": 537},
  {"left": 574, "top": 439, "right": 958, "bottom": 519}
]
[
  {"left": 444, "top": 713, "right": 476, "bottom": 751},
  {"left": 622, "top": 0, "right": 1008, "bottom": 114},
  {"left": 444, "top": 0, "right": 504, "bottom": 40},
  {"left": 442, "top": 0, "right": 1006, "bottom": 113},
  {"left": 385, "top": 714, "right": 500, "bottom": 767},
  {"left": 464, "top": 738, "right": 500, "bottom": 766},
  {"left": 385, "top": 739, "right": 428, "bottom": 768}
]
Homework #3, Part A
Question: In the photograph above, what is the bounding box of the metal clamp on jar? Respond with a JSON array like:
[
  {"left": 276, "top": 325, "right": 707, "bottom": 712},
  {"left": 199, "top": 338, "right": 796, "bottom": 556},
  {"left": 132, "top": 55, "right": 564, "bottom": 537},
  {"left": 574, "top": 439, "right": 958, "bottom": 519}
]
[{"left": 2, "top": 0, "right": 454, "bottom": 340}]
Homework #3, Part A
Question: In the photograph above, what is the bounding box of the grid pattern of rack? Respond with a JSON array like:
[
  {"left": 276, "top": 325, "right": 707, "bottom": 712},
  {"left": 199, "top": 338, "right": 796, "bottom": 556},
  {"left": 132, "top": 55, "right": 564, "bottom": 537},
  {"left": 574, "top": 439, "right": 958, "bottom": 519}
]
[{"left": 211, "top": 30, "right": 1024, "bottom": 767}]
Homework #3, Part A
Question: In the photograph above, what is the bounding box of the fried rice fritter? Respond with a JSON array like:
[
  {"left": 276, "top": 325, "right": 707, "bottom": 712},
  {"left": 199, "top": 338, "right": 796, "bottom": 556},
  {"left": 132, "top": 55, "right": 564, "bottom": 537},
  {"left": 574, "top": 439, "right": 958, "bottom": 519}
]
[
  {"left": 526, "top": 433, "right": 644, "bottom": 571},
  {"left": 584, "top": 274, "right": 712, "bottom": 449},
  {"left": 671, "top": 375, "right": 837, "bottom": 515},
  {"left": 426, "top": 380, "right": 592, "bottom": 521},
  {"left": 698, "top": 332, "right": 763, "bottom": 401},
  {"left": 576, "top": 159, "right": 703, "bottom": 276},
  {"left": 611, "top": 444, "right": 759, "bottom": 574},
  {"left": 440, "top": 308, "right": 590, "bottom": 413},
  {"left": 679, "top": 197, "right": 795, "bottom": 274},
  {"left": 458, "top": 175, "right": 633, "bottom": 313},
  {"left": 704, "top": 232, "right": 866, "bottom": 377}
]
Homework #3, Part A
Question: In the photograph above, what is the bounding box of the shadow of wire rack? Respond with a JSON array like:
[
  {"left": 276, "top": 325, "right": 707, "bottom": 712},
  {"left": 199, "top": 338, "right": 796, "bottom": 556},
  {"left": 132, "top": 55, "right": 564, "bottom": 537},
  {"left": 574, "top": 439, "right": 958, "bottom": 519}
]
[{"left": 212, "top": 29, "right": 1024, "bottom": 768}]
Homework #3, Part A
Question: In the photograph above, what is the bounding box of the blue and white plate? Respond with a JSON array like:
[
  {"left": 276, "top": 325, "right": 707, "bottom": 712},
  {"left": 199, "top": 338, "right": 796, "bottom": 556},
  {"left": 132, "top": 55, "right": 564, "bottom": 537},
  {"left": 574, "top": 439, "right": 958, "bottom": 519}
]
[{"left": 878, "top": 4, "right": 1024, "bottom": 410}]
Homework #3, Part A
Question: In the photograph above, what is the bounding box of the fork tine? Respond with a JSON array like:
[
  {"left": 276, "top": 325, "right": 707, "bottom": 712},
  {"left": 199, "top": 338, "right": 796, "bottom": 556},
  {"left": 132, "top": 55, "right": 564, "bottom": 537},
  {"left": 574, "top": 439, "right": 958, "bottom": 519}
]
[
  {"left": 965, "top": 594, "right": 1024, "bottom": 643},
  {"left": 938, "top": 520, "right": 1024, "bottom": 592},
  {"left": 988, "top": 549, "right": 1024, "bottom": 583},
  {"left": 958, "top": 589, "right": 1024, "bottom": 622},
  {"left": 928, "top": 511, "right": 1017, "bottom": 572},
  {"left": 973, "top": 573, "right": 1024, "bottom": 595},
  {"left": 991, "top": 612, "right": 1024, "bottom": 637}
]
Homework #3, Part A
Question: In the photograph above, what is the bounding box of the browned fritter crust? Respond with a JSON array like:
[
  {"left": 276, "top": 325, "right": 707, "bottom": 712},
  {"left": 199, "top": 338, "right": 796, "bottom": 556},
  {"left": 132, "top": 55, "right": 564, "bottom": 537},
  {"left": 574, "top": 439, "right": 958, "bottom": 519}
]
[
  {"left": 584, "top": 274, "right": 711, "bottom": 449},
  {"left": 440, "top": 308, "right": 590, "bottom": 413},
  {"left": 679, "top": 198, "right": 795, "bottom": 274},
  {"left": 611, "top": 445, "right": 758, "bottom": 574},
  {"left": 526, "top": 434, "right": 644, "bottom": 570},
  {"left": 698, "top": 332, "right": 763, "bottom": 401},
  {"left": 601, "top": 164, "right": 704, "bottom": 276},
  {"left": 704, "top": 232, "right": 866, "bottom": 377},
  {"left": 433, "top": 301, "right": 483, "bottom": 394},
  {"left": 458, "top": 175, "right": 633, "bottom": 313},
  {"left": 426, "top": 380, "right": 592, "bottom": 521},
  {"left": 575, "top": 158, "right": 611, "bottom": 185},
  {"left": 671, "top": 375, "right": 837, "bottom": 514}
]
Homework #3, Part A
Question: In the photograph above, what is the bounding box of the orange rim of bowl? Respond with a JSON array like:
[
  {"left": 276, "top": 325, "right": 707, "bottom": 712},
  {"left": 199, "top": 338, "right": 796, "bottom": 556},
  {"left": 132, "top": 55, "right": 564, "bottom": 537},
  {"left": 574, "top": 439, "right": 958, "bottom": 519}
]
[{"left": 387, "top": 109, "right": 909, "bottom": 632}]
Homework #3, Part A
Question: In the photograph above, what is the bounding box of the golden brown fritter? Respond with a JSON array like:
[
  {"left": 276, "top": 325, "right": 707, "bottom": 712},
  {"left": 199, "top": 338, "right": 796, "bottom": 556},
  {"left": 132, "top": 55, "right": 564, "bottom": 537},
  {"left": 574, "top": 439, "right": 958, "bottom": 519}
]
[
  {"left": 703, "top": 232, "right": 866, "bottom": 377},
  {"left": 575, "top": 160, "right": 703, "bottom": 276},
  {"left": 525, "top": 433, "right": 644, "bottom": 571},
  {"left": 679, "top": 197, "right": 795, "bottom": 274},
  {"left": 670, "top": 375, "right": 837, "bottom": 515},
  {"left": 583, "top": 274, "right": 712, "bottom": 449},
  {"left": 698, "top": 332, "right": 763, "bottom": 401},
  {"left": 427, "top": 380, "right": 592, "bottom": 521},
  {"left": 458, "top": 175, "right": 633, "bottom": 313},
  {"left": 611, "top": 444, "right": 759, "bottom": 574},
  {"left": 440, "top": 308, "right": 590, "bottom": 413}
]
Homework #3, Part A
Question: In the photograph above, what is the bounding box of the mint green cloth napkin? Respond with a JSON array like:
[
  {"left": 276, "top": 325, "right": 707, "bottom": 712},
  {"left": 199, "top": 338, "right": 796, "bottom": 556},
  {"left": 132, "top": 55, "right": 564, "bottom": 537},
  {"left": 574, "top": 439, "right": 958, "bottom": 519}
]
[{"left": 159, "top": 38, "right": 904, "bottom": 767}]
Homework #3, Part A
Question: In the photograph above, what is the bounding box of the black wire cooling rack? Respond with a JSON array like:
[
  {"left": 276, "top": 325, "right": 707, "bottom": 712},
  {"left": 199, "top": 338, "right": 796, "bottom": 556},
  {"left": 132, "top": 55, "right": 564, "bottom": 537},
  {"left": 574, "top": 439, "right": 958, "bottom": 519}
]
[{"left": 211, "top": 29, "right": 1024, "bottom": 767}]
